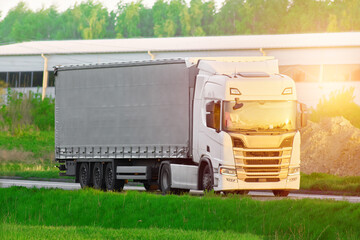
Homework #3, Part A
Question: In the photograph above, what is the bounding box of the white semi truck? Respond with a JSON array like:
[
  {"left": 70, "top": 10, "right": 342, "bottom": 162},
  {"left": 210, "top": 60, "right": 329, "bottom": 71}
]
[{"left": 55, "top": 57, "right": 307, "bottom": 196}]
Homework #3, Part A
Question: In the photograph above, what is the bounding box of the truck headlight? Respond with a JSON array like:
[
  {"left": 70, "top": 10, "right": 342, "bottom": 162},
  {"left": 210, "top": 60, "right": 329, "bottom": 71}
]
[
  {"left": 220, "top": 167, "right": 237, "bottom": 176},
  {"left": 288, "top": 167, "right": 300, "bottom": 175}
]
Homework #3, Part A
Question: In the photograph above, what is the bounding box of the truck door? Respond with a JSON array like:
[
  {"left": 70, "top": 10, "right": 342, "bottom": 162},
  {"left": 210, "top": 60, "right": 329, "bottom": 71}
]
[{"left": 198, "top": 97, "right": 222, "bottom": 165}]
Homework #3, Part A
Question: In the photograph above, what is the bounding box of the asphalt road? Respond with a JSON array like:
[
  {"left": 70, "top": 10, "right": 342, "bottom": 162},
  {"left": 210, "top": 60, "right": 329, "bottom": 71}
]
[{"left": 1, "top": 179, "right": 360, "bottom": 203}]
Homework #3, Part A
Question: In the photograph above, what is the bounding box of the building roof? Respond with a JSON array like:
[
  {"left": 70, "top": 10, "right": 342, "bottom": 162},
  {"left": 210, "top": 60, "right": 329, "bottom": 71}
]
[{"left": 1, "top": 32, "right": 360, "bottom": 56}]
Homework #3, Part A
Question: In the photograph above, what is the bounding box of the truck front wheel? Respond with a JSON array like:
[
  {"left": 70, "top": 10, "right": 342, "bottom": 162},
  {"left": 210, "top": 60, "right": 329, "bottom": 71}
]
[
  {"left": 144, "top": 183, "right": 159, "bottom": 191},
  {"left": 79, "top": 163, "right": 91, "bottom": 189},
  {"left": 223, "top": 190, "right": 249, "bottom": 196},
  {"left": 201, "top": 164, "right": 213, "bottom": 192},
  {"left": 160, "top": 164, "right": 172, "bottom": 194},
  {"left": 105, "top": 162, "right": 124, "bottom": 192},
  {"left": 273, "top": 190, "right": 290, "bottom": 197}
]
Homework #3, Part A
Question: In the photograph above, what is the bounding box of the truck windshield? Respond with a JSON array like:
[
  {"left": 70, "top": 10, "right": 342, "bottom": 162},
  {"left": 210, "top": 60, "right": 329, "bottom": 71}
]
[{"left": 223, "top": 101, "right": 297, "bottom": 132}]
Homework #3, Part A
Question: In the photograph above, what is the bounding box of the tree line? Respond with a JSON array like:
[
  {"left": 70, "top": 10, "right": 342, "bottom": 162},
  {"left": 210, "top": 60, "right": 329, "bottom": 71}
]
[{"left": 1, "top": 0, "right": 360, "bottom": 44}]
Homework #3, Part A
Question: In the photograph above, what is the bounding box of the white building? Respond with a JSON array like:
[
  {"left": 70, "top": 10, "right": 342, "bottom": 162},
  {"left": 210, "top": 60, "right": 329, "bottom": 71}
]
[{"left": 0, "top": 32, "right": 360, "bottom": 108}]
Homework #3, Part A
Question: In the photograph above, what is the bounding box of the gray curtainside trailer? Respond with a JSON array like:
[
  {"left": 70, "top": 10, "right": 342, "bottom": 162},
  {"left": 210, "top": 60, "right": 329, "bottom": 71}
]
[{"left": 56, "top": 59, "right": 198, "bottom": 191}]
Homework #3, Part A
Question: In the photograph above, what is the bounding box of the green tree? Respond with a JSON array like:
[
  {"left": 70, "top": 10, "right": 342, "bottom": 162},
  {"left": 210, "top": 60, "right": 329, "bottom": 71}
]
[
  {"left": 189, "top": 0, "right": 205, "bottom": 36},
  {"left": 333, "top": 0, "right": 360, "bottom": 31},
  {"left": 0, "top": 3, "right": 61, "bottom": 42},
  {"left": 152, "top": 0, "right": 169, "bottom": 37},
  {"left": 311, "top": 88, "right": 360, "bottom": 128},
  {"left": 139, "top": 6, "right": 154, "bottom": 37},
  {"left": 281, "top": 0, "right": 330, "bottom": 33},
  {"left": 106, "top": 11, "right": 117, "bottom": 38},
  {"left": 73, "top": 1, "right": 109, "bottom": 39},
  {"left": 0, "top": 2, "right": 31, "bottom": 43},
  {"left": 55, "top": 8, "right": 82, "bottom": 40},
  {"left": 213, "top": 0, "right": 245, "bottom": 35},
  {"left": 260, "top": 0, "right": 289, "bottom": 34},
  {"left": 166, "top": 0, "right": 189, "bottom": 37},
  {"left": 115, "top": 0, "right": 153, "bottom": 38},
  {"left": 200, "top": 0, "right": 215, "bottom": 35},
  {"left": 327, "top": 14, "right": 338, "bottom": 32}
]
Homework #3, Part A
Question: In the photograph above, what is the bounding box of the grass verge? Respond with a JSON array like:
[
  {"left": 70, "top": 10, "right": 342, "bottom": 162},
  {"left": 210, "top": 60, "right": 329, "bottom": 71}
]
[
  {"left": 1, "top": 187, "right": 360, "bottom": 240},
  {"left": 0, "top": 130, "right": 71, "bottom": 179},
  {"left": 300, "top": 172, "right": 360, "bottom": 193},
  {"left": 0, "top": 223, "right": 261, "bottom": 240},
  {"left": 0, "top": 131, "right": 54, "bottom": 158}
]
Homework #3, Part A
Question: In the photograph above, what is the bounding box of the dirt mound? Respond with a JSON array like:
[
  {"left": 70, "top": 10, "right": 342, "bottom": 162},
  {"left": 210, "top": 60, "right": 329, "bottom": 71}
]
[
  {"left": 301, "top": 117, "right": 360, "bottom": 176},
  {"left": 0, "top": 149, "right": 34, "bottom": 162}
]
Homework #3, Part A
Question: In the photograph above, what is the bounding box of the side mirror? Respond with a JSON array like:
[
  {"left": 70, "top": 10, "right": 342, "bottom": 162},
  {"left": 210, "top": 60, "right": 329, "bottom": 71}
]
[
  {"left": 206, "top": 101, "right": 220, "bottom": 132},
  {"left": 206, "top": 112, "right": 215, "bottom": 129},
  {"left": 206, "top": 101, "right": 215, "bottom": 113}
]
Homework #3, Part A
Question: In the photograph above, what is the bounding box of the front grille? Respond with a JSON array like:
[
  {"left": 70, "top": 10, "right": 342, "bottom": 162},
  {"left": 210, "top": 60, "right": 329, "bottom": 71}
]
[
  {"left": 245, "top": 159, "right": 280, "bottom": 165},
  {"left": 245, "top": 178, "right": 280, "bottom": 182},
  {"left": 233, "top": 146, "right": 291, "bottom": 182},
  {"left": 244, "top": 167, "right": 280, "bottom": 173},
  {"left": 245, "top": 151, "right": 280, "bottom": 157}
]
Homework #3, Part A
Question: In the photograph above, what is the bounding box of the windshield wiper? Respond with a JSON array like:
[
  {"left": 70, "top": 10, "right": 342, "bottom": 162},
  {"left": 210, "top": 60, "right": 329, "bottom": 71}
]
[
  {"left": 232, "top": 128, "right": 258, "bottom": 132},
  {"left": 262, "top": 128, "right": 291, "bottom": 132}
]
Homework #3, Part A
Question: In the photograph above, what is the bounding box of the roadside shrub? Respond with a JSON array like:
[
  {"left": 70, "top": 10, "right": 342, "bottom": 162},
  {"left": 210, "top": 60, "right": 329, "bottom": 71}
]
[
  {"left": 29, "top": 91, "right": 55, "bottom": 131},
  {"left": 0, "top": 88, "right": 54, "bottom": 132},
  {"left": 0, "top": 81, "right": 6, "bottom": 104},
  {"left": 310, "top": 87, "right": 360, "bottom": 128}
]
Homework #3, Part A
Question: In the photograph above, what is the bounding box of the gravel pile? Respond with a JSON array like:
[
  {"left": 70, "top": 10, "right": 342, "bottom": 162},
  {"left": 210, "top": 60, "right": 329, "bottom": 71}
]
[{"left": 300, "top": 116, "right": 360, "bottom": 176}]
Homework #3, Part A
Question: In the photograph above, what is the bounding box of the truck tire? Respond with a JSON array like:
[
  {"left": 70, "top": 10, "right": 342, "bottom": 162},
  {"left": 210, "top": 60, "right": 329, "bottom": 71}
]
[
  {"left": 79, "top": 163, "right": 91, "bottom": 189},
  {"left": 144, "top": 183, "right": 159, "bottom": 191},
  {"left": 273, "top": 190, "right": 290, "bottom": 197},
  {"left": 223, "top": 190, "right": 249, "bottom": 196},
  {"left": 105, "top": 162, "right": 124, "bottom": 192},
  {"left": 201, "top": 164, "right": 213, "bottom": 192},
  {"left": 93, "top": 163, "right": 105, "bottom": 190},
  {"left": 173, "top": 189, "right": 190, "bottom": 195},
  {"left": 160, "top": 164, "right": 172, "bottom": 194}
]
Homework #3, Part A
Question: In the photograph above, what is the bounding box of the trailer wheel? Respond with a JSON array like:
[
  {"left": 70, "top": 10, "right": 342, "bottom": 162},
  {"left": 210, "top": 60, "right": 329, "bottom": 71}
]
[
  {"left": 273, "top": 190, "right": 290, "bottom": 197},
  {"left": 160, "top": 164, "right": 172, "bottom": 194},
  {"left": 93, "top": 163, "right": 105, "bottom": 190},
  {"left": 105, "top": 162, "right": 124, "bottom": 192},
  {"left": 201, "top": 164, "right": 213, "bottom": 192},
  {"left": 79, "top": 163, "right": 91, "bottom": 188}
]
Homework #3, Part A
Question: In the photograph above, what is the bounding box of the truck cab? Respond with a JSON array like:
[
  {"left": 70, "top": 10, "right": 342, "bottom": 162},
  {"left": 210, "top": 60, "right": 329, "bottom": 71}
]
[{"left": 191, "top": 57, "right": 306, "bottom": 196}]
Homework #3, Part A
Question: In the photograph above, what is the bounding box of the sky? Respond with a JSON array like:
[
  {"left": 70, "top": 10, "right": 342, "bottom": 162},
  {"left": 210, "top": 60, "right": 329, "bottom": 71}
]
[{"left": 0, "top": 0, "right": 225, "bottom": 19}]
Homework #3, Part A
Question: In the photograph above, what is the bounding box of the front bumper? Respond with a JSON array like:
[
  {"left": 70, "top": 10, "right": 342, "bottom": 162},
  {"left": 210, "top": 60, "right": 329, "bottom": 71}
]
[{"left": 214, "top": 171, "right": 300, "bottom": 191}]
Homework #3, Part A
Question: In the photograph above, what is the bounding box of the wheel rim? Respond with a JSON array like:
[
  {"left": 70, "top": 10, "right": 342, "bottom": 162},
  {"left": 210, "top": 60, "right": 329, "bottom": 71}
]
[
  {"left": 162, "top": 170, "right": 169, "bottom": 190},
  {"left": 106, "top": 166, "right": 113, "bottom": 187},
  {"left": 94, "top": 166, "right": 101, "bottom": 185},
  {"left": 80, "top": 165, "right": 87, "bottom": 186},
  {"left": 202, "top": 165, "right": 212, "bottom": 190}
]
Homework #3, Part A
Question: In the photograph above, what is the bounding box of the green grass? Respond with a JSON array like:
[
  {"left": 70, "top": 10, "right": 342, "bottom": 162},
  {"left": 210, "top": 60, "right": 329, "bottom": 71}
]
[
  {"left": 300, "top": 172, "right": 360, "bottom": 193},
  {"left": 0, "top": 161, "right": 72, "bottom": 180},
  {"left": 0, "top": 167, "right": 64, "bottom": 179},
  {"left": 1, "top": 187, "right": 360, "bottom": 240},
  {"left": 0, "top": 130, "right": 69, "bottom": 179},
  {"left": 0, "top": 224, "right": 261, "bottom": 240},
  {"left": 0, "top": 130, "right": 54, "bottom": 158}
]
